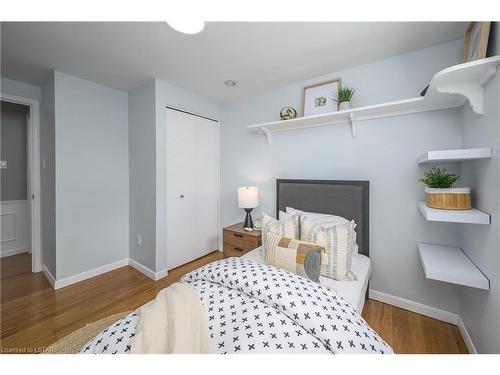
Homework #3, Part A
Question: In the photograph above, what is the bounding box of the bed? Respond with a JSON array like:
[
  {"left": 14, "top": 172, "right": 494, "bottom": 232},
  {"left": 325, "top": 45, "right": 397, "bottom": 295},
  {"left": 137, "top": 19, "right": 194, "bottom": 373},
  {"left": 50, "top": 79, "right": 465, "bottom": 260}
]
[
  {"left": 79, "top": 179, "right": 391, "bottom": 354},
  {"left": 247, "top": 179, "right": 372, "bottom": 313}
]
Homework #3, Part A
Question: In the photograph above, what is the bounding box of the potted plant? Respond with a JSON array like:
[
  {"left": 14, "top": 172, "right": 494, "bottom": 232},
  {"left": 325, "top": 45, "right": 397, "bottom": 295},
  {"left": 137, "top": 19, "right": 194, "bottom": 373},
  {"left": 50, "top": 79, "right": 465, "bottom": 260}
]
[
  {"left": 332, "top": 86, "right": 355, "bottom": 111},
  {"left": 420, "top": 166, "right": 471, "bottom": 210}
]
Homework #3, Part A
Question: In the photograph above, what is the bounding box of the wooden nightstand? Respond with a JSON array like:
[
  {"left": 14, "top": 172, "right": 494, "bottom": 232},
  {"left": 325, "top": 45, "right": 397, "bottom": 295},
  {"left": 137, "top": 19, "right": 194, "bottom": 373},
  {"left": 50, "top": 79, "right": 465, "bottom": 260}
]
[{"left": 223, "top": 222, "right": 262, "bottom": 258}]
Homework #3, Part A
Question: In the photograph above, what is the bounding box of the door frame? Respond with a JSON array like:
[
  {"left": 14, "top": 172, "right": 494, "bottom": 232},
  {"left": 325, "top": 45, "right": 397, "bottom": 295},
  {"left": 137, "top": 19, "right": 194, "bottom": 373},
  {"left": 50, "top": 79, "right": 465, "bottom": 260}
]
[{"left": 1, "top": 93, "right": 42, "bottom": 273}]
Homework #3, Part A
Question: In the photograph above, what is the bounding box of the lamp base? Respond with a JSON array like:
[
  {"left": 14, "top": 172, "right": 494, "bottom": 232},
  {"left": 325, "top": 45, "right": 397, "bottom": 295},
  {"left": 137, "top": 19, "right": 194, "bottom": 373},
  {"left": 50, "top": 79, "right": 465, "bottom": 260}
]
[{"left": 243, "top": 208, "right": 254, "bottom": 232}]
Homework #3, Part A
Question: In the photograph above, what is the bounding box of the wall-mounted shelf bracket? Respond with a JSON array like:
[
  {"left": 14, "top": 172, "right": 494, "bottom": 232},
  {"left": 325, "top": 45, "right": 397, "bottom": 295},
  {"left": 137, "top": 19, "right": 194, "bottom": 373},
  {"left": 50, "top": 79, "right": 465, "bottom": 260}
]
[
  {"left": 349, "top": 113, "right": 356, "bottom": 138},
  {"left": 261, "top": 127, "right": 273, "bottom": 145}
]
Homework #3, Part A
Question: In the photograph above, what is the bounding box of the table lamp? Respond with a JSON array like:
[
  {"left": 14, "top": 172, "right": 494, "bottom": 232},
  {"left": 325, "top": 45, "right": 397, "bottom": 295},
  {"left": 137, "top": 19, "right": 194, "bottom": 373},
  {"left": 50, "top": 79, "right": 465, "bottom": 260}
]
[{"left": 238, "top": 187, "right": 259, "bottom": 231}]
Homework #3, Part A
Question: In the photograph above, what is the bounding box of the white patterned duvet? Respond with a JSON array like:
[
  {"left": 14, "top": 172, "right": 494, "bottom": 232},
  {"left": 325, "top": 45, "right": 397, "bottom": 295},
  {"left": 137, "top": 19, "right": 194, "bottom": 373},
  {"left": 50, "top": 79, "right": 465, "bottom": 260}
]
[{"left": 80, "top": 258, "right": 391, "bottom": 354}]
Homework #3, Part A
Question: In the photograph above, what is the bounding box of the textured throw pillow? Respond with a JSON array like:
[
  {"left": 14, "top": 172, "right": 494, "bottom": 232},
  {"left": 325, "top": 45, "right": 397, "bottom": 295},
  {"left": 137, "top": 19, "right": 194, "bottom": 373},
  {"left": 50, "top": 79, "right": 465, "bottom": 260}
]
[
  {"left": 287, "top": 207, "right": 359, "bottom": 254},
  {"left": 260, "top": 212, "right": 299, "bottom": 258},
  {"left": 300, "top": 215, "right": 356, "bottom": 281},
  {"left": 265, "top": 232, "right": 323, "bottom": 282}
]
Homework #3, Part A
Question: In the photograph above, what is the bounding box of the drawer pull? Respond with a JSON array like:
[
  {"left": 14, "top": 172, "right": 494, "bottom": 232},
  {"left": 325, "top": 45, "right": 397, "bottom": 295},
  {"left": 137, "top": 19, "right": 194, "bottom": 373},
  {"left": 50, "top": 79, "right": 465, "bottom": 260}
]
[
  {"left": 233, "top": 233, "right": 244, "bottom": 238},
  {"left": 233, "top": 247, "right": 244, "bottom": 251}
]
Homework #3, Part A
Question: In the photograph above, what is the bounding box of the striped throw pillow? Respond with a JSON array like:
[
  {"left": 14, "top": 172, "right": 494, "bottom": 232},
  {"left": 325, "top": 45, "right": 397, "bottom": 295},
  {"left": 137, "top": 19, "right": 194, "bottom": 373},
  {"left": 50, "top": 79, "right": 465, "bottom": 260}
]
[
  {"left": 260, "top": 213, "right": 299, "bottom": 258},
  {"left": 265, "top": 233, "right": 323, "bottom": 282},
  {"left": 300, "top": 215, "right": 356, "bottom": 281}
]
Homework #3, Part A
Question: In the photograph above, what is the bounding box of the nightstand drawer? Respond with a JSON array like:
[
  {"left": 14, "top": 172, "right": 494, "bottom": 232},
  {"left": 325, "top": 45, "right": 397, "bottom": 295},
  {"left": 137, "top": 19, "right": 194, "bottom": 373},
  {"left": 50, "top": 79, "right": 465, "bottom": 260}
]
[
  {"left": 223, "top": 243, "right": 253, "bottom": 258},
  {"left": 224, "top": 230, "right": 259, "bottom": 249}
]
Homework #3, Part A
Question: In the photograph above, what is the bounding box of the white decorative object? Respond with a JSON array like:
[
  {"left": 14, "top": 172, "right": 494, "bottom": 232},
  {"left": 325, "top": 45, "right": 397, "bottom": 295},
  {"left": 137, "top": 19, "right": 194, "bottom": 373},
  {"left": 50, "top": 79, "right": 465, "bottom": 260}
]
[
  {"left": 417, "top": 147, "right": 492, "bottom": 164},
  {"left": 418, "top": 243, "right": 489, "bottom": 290},
  {"left": 418, "top": 201, "right": 490, "bottom": 225},
  {"left": 249, "top": 56, "right": 500, "bottom": 144},
  {"left": 338, "top": 101, "right": 351, "bottom": 111}
]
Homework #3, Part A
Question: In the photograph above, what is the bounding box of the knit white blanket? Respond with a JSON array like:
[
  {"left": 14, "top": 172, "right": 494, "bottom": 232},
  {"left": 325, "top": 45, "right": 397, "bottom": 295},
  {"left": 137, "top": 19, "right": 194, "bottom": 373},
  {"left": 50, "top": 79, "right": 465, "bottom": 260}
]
[{"left": 130, "top": 283, "right": 212, "bottom": 354}]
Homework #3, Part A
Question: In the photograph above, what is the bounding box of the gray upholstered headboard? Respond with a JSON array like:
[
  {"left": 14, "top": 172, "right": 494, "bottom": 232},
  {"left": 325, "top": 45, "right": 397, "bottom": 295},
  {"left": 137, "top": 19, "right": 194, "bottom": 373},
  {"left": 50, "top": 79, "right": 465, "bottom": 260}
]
[{"left": 276, "top": 179, "right": 369, "bottom": 257}]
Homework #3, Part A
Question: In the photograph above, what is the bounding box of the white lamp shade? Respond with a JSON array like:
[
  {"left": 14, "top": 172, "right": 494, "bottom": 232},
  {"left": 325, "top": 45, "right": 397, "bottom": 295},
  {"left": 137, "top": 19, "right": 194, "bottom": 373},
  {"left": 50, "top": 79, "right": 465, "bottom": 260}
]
[{"left": 238, "top": 187, "right": 259, "bottom": 209}]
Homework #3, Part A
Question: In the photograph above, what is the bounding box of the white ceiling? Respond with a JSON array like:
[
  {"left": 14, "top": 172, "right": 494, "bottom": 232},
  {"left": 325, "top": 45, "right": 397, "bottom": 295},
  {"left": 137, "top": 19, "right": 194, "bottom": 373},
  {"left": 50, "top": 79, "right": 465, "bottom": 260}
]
[{"left": 1, "top": 22, "right": 467, "bottom": 102}]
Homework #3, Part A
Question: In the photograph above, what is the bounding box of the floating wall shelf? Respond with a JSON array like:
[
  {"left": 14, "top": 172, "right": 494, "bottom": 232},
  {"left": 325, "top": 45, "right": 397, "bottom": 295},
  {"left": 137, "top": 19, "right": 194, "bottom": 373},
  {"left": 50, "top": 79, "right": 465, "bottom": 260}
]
[
  {"left": 417, "top": 147, "right": 492, "bottom": 164},
  {"left": 418, "top": 201, "right": 490, "bottom": 225},
  {"left": 418, "top": 243, "right": 489, "bottom": 290},
  {"left": 248, "top": 55, "right": 500, "bottom": 144}
]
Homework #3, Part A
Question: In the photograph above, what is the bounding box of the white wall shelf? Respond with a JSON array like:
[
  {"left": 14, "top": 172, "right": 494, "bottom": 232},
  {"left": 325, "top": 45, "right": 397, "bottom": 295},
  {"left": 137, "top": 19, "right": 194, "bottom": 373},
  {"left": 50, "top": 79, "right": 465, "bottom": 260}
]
[
  {"left": 417, "top": 147, "right": 492, "bottom": 164},
  {"left": 418, "top": 201, "right": 490, "bottom": 225},
  {"left": 418, "top": 243, "right": 489, "bottom": 290},
  {"left": 248, "top": 56, "right": 500, "bottom": 144}
]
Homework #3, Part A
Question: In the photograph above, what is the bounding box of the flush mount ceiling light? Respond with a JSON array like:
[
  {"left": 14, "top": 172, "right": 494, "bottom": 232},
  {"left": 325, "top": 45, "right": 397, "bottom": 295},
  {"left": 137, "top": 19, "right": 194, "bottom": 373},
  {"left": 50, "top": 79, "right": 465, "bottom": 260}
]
[
  {"left": 224, "top": 80, "right": 238, "bottom": 87},
  {"left": 166, "top": 20, "right": 205, "bottom": 34}
]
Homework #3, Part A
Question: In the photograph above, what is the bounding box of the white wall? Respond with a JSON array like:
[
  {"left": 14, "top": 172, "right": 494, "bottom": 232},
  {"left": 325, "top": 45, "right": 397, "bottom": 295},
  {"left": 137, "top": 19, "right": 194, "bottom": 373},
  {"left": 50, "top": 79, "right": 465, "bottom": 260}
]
[
  {"left": 54, "top": 72, "right": 129, "bottom": 279},
  {"left": 220, "top": 39, "right": 465, "bottom": 313},
  {"left": 458, "top": 23, "right": 500, "bottom": 353}
]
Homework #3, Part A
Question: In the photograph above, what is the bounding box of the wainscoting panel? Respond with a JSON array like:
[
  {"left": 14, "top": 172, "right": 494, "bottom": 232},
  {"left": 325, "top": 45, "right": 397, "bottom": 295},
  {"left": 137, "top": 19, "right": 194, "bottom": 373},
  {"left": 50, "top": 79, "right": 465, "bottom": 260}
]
[{"left": 1, "top": 200, "right": 29, "bottom": 257}]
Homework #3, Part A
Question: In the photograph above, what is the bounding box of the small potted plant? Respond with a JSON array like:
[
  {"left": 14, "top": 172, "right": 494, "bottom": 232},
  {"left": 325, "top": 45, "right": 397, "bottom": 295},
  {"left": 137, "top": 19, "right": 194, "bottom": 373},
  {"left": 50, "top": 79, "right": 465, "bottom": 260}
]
[
  {"left": 332, "top": 86, "right": 355, "bottom": 111},
  {"left": 420, "top": 166, "right": 471, "bottom": 210}
]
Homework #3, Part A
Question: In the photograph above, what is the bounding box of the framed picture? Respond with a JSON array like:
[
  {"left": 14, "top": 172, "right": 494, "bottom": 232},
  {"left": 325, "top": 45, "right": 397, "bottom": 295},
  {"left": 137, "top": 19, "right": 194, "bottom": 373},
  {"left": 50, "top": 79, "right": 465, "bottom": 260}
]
[
  {"left": 463, "top": 22, "right": 491, "bottom": 63},
  {"left": 302, "top": 78, "right": 341, "bottom": 117}
]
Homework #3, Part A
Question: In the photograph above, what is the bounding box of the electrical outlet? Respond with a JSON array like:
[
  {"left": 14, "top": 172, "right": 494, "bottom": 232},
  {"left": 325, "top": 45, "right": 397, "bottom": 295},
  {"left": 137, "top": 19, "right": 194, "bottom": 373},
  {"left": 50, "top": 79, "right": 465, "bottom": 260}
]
[{"left": 136, "top": 234, "right": 142, "bottom": 247}]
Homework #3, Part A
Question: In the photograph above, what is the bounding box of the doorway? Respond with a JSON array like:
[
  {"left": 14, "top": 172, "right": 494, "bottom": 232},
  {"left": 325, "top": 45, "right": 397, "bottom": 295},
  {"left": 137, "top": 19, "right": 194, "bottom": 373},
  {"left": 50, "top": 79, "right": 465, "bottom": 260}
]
[{"left": 0, "top": 94, "right": 42, "bottom": 273}]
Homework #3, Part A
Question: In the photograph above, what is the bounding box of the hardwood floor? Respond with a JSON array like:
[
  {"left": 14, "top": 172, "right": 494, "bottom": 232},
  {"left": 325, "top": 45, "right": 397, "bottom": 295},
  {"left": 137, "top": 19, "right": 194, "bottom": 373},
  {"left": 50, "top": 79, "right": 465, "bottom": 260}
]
[
  {"left": 1, "top": 252, "right": 467, "bottom": 354},
  {"left": 362, "top": 299, "right": 467, "bottom": 354}
]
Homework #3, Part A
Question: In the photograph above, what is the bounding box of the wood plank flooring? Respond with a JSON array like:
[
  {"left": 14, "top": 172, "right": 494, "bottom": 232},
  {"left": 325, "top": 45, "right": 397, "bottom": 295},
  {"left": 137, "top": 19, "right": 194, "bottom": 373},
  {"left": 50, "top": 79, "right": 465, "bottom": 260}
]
[{"left": 1, "top": 252, "right": 467, "bottom": 354}]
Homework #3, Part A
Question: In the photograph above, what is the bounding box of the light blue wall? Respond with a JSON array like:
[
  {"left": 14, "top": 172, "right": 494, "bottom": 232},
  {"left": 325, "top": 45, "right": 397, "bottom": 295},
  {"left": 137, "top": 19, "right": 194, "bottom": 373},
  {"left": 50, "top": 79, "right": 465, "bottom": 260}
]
[
  {"left": 154, "top": 79, "right": 221, "bottom": 271},
  {"left": 128, "top": 79, "right": 221, "bottom": 272},
  {"left": 128, "top": 80, "right": 157, "bottom": 270},
  {"left": 54, "top": 72, "right": 129, "bottom": 279},
  {"left": 1, "top": 77, "right": 41, "bottom": 101},
  {"left": 458, "top": 23, "right": 500, "bottom": 353},
  {"left": 40, "top": 72, "right": 57, "bottom": 277},
  {"left": 220, "top": 39, "right": 465, "bottom": 313}
]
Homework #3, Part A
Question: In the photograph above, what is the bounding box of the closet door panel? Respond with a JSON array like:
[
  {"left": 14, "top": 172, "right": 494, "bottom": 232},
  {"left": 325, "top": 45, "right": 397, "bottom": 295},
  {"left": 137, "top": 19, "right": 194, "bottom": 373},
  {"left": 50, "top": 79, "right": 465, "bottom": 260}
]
[{"left": 166, "top": 109, "right": 219, "bottom": 270}]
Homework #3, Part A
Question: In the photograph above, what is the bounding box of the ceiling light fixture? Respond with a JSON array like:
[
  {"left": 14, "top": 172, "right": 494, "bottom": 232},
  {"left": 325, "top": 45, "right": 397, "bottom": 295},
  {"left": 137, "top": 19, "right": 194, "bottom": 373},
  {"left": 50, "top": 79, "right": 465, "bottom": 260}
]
[
  {"left": 166, "top": 20, "right": 205, "bottom": 34},
  {"left": 224, "top": 80, "right": 237, "bottom": 87}
]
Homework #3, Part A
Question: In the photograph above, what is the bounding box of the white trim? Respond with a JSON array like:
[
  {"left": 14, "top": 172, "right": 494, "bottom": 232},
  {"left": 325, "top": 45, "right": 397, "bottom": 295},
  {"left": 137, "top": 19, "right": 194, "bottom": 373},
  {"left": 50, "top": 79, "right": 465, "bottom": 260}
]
[
  {"left": 1, "top": 248, "right": 28, "bottom": 258},
  {"left": 369, "top": 289, "right": 459, "bottom": 324},
  {"left": 1, "top": 92, "right": 42, "bottom": 273},
  {"left": 457, "top": 317, "right": 477, "bottom": 354},
  {"left": 128, "top": 258, "right": 168, "bottom": 281},
  {"left": 54, "top": 258, "right": 129, "bottom": 289},
  {"left": 42, "top": 264, "right": 56, "bottom": 288},
  {"left": 0, "top": 199, "right": 29, "bottom": 206}
]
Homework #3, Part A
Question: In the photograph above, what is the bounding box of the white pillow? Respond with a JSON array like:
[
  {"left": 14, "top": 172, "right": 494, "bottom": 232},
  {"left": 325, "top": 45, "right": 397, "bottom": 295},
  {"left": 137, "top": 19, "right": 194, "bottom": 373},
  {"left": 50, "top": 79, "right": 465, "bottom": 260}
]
[
  {"left": 260, "top": 212, "right": 299, "bottom": 258},
  {"left": 286, "top": 207, "right": 359, "bottom": 254},
  {"left": 300, "top": 215, "right": 356, "bottom": 281}
]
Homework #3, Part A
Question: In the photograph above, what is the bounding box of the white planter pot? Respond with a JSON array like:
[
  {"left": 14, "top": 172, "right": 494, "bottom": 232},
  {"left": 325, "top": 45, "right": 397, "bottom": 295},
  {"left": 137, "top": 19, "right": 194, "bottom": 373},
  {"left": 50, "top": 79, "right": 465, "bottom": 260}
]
[
  {"left": 339, "top": 101, "right": 351, "bottom": 111},
  {"left": 424, "top": 187, "right": 471, "bottom": 210}
]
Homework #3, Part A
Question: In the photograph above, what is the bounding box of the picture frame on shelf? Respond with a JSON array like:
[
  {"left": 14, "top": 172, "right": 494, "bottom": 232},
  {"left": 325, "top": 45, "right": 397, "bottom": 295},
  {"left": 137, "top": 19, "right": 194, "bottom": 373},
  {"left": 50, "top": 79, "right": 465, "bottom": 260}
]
[
  {"left": 302, "top": 78, "right": 341, "bottom": 117},
  {"left": 463, "top": 22, "right": 491, "bottom": 63}
]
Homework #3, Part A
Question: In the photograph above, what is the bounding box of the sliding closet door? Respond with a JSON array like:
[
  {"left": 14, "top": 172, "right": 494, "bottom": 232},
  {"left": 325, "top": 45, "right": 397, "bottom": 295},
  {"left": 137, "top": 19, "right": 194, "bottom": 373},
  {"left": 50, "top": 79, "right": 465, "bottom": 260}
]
[{"left": 165, "top": 108, "right": 219, "bottom": 270}]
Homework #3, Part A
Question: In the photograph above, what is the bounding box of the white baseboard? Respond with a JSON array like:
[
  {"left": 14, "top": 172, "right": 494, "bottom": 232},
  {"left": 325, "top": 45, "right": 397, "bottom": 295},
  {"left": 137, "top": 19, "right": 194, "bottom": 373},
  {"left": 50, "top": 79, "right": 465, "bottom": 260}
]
[
  {"left": 457, "top": 317, "right": 478, "bottom": 354},
  {"left": 1, "top": 248, "right": 28, "bottom": 258},
  {"left": 128, "top": 258, "right": 168, "bottom": 281},
  {"left": 42, "top": 264, "right": 56, "bottom": 288},
  {"left": 369, "top": 289, "right": 459, "bottom": 325},
  {"left": 53, "top": 258, "right": 129, "bottom": 289}
]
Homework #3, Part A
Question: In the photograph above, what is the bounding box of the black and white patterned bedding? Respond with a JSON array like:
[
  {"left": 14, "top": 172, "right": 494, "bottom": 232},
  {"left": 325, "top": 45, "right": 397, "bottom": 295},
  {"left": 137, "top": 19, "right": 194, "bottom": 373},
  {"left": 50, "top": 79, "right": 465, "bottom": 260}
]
[{"left": 80, "top": 258, "right": 392, "bottom": 354}]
